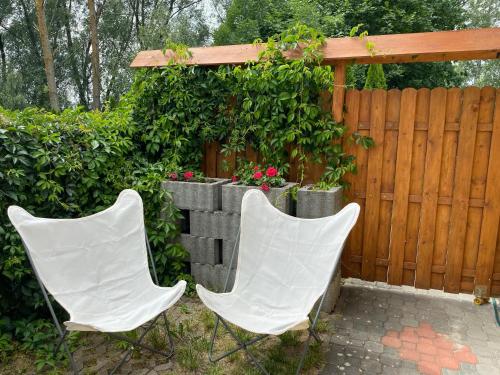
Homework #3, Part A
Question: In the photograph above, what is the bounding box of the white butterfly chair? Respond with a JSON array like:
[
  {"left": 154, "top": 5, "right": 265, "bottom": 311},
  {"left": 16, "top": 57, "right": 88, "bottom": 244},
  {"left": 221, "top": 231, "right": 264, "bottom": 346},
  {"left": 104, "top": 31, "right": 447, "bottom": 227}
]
[
  {"left": 197, "top": 189, "right": 360, "bottom": 375},
  {"left": 7, "top": 189, "right": 186, "bottom": 374}
]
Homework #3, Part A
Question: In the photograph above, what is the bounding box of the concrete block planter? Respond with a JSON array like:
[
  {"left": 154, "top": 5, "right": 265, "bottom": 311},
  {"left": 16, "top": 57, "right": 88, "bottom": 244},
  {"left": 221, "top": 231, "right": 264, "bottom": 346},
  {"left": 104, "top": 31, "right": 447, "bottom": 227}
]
[
  {"left": 179, "top": 234, "right": 221, "bottom": 265},
  {"left": 191, "top": 263, "right": 235, "bottom": 292},
  {"left": 189, "top": 210, "right": 240, "bottom": 239},
  {"left": 162, "top": 178, "right": 230, "bottom": 211},
  {"left": 296, "top": 185, "right": 342, "bottom": 218},
  {"left": 222, "top": 239, "right": 238, "bottom": 269},
  {"left": 297, "top": 185, "right": 343, "bottom": 313},
  {"left": 222, "top": 182, "right": 298, "bottom": 214}
]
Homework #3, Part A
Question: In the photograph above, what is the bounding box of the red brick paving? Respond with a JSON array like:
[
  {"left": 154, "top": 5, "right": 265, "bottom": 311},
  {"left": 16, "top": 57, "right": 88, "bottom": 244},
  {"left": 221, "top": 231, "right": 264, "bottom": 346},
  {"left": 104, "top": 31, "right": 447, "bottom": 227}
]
[{"left": 380, "top": 321, "right": 478, "bottom": 375}]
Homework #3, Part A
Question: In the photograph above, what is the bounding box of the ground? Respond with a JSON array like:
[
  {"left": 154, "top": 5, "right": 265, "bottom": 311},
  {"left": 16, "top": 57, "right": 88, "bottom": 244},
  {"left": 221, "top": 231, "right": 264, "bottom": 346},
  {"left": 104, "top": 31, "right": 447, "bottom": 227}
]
[
  {"left": 1, "top": 279, "right": 499, "bottom": 375},
  {"left": 321, "top": 279, "right": 500, "bottom": 375}
]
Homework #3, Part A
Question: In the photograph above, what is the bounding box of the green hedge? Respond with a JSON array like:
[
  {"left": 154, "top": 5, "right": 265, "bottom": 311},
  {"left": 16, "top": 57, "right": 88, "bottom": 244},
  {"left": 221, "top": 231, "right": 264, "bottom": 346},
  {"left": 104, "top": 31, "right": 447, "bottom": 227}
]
[{"left": 0, "top": 104, "right": 190, "bottom": 327}]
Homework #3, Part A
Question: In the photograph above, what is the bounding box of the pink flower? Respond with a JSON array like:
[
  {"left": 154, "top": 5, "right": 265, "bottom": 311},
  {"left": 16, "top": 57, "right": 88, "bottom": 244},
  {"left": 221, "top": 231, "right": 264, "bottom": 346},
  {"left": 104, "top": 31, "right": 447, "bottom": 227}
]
[
  {"left": 183, "top": 171, "right": 194, "bottom": 180},
  {"left": 266, "top": 167, "right": 278, "bottom": 177},
  {"left": 169, "top": 172, "right": 178, "bottom": 181},
  {"left": 253, "top": 171, "right": 263, "bottom": 179},
  {"left": 253, "top": 166, "right": 260, "bottom": 171},
  {"left": 261, "top": 183, "right": 270, "bottom": 192},
  {"left": 231, "top": 175, "right": 238, "bottom": 182}
]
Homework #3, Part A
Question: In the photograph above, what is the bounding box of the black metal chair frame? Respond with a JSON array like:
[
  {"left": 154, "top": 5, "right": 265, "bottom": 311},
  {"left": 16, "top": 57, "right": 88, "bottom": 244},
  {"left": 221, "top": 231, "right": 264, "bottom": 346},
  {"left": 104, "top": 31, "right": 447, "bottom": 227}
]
[
  {"left": 22, "top": 234, "right": 175, "bottom": 375},
  {"left": 207, "top": 229, "right": 329, "bottom": 375}
]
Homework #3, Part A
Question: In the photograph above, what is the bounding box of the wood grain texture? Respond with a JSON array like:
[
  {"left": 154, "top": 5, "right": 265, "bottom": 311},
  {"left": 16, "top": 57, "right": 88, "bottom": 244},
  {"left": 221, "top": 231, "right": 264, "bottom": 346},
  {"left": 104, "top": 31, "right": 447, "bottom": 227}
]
[
  {"left": 361, "top": 89, "right": 387, "bottom": 281},
  {"left": 475, "top": 89, "right": 500, "bottom": 296},
  {"left": 387, "top": 89, "right": 417, "bottom": 285},
  {"left": 444, "top": 87, "right": 481, "bottom": 293},
  {"left": 415, "top": 88, "right": 447, "bottom": 289},
  {"left": 131, "top": 28, "right": 500, "bottom": 67}
]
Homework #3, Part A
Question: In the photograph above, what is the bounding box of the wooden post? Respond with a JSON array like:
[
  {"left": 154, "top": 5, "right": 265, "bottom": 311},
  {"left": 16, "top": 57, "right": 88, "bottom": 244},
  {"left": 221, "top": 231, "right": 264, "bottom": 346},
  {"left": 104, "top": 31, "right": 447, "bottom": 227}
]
[{"left": 332, "top": 63, "right": 346, "bottom": 123}]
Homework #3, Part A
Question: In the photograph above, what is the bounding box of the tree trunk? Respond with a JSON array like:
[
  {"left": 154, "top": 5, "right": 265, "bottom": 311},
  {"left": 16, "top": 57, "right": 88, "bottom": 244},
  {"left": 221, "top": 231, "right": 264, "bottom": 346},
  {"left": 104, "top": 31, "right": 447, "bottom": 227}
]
[
  {"left": 62, "top": 0, "right": 87, "bottom": 107},
  {"left": 0, "top": 34, "right": 6, "bottom": 81},
  {"left": 35, "top": 0, "right": 60, "bottom": 112},
  {"left": 87, "top": 0, "right": 101, "bottom": 110}
]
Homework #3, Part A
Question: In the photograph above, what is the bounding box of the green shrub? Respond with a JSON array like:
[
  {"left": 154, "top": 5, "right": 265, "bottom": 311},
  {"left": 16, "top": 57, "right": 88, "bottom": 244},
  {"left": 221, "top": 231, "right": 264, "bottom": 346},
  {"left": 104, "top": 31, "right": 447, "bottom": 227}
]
[
  {"left": 364, "top": 64, "right": 387, "bottom": 89},
  {"left": 0, "top": 105, "right": 188, "bottom": 343}
]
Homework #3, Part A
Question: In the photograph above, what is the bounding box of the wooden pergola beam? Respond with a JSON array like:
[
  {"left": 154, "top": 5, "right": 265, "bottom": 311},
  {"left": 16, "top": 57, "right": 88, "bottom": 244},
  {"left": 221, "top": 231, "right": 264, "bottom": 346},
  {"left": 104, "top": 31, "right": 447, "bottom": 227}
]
[{"left": 130, "top": 28, "right": 500, "bottom": 68}]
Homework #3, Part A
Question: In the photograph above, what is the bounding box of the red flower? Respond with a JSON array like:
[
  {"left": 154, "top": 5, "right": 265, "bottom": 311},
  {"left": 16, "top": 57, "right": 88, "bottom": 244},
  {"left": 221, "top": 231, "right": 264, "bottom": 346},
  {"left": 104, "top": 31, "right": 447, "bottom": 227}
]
[
  {"left": 261, "top": 183, "right": 270, "bottom": 192},
  {"left": 266, "top": 167, "right": 278, "bottom": 177},
  {"left": 253, "top": 166, "right": 260, "bottom": 171},
  {"left": 232, "top": 175, "right": 239, "bottom": 182},
  {"left": 169, "top": 172, "right": 178, "bottom": 181},
  {"left": 253, "top": 171, "right": 263, "bottom": 179},
  {"left": 183, "top": 171, "right": 194, "bottom": 180}
]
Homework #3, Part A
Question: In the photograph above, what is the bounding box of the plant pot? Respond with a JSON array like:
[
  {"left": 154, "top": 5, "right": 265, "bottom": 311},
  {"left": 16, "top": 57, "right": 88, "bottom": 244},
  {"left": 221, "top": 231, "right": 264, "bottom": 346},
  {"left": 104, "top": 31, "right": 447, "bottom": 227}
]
[
  {"left": 162, "top": 178, "right": 230, "bottom": 211},
  {"left": 222, "top": 182, "right": 298, "bottom": 214},
  {"left": 296, "top": 185, "right": 342, "bottom": 219},
  {"left": 297, "top": 185, "right": 343, "bottom": 313}
]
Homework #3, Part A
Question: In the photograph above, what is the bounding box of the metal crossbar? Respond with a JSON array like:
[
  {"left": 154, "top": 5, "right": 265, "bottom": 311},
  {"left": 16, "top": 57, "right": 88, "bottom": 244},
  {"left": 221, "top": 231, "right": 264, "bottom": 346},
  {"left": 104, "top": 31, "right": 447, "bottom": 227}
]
[
  {"left": 21, "top": 233, "right": 174, "bottom": 375},
  {"left": 207, "top": 227, "right": 331, "bottom": 375}
]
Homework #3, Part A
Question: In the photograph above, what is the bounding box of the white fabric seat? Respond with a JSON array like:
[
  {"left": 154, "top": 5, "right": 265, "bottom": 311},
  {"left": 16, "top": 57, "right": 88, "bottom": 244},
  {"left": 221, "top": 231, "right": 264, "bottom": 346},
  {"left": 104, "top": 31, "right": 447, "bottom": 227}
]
[
  {"left": 197, "top": 189, "right": 360, "bottom": 336},
  {"left": 8, "top": 189, "right": 186, "bottom": 333}
]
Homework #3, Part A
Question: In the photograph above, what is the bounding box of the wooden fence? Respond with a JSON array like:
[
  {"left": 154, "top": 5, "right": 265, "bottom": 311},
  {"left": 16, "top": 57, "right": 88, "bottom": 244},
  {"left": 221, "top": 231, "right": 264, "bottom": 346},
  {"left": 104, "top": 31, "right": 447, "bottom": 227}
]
[{"left": 202, "top": 87, "right": 500, "bottom": 297}]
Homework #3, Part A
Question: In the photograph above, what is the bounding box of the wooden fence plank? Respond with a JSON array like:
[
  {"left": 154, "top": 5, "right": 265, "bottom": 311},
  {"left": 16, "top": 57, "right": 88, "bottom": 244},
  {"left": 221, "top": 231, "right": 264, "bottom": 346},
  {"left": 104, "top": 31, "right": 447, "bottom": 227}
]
[
  {"left": 361, "top": 89, "right": 387, "bottom": 281},
  {"left": 431, "top": 88, "right": 462, "bottom": 290},
  {"left": 415, "top": 88, "right": 448, "bottom": 289},
  {"left": 462, "top": 87, "right": 496, "bottom": 291},
  {"left": 387, "top": 89, "right": 417, "bottom": 285},
  {"left": 404, "top": 89, "right": 430, "bottom": 285},
  {"left": 475, "top": 88, "right": 500, "bottom": 297},
  {"left": 376, "top": 89, "right": 401, "bottom": 281},
  {"left": 342, "top": 90, "right": 361, "bottom": 278},
  {"left": 444, "top": 87, "right": 481, "bottom": 293}
]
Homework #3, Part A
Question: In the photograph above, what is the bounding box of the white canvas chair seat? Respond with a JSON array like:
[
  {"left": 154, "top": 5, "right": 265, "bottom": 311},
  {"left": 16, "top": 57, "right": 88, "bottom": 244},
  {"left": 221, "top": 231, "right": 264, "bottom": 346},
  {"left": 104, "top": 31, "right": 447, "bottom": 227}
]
[
  {"left": 198, "top": 189, "right": 360, "bottom": 374},
  {"left": 64, "top": 282, "right": 185, "bottom": 332},
  {"left": 197, "top": 288, "right": 310, "bottom": 335}
]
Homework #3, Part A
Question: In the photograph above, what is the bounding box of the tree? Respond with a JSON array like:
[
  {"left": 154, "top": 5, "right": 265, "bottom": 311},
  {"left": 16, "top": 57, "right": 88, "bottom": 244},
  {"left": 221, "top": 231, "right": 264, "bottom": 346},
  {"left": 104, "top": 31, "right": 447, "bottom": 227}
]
[
  {"left": 364, "top": 64, "right": 387, "bottom": 89},
  {"left": 34, "top": 0, "right": 60, "bottom": 112},
  {"left": 87, "top": 0, "right": 101, "bottom": 110},
  {"left": 213, "top": 0, "right": 468, "bottom": 88},
  {"left": 0, "top": 0, "right": 208, "bottom": 110}
]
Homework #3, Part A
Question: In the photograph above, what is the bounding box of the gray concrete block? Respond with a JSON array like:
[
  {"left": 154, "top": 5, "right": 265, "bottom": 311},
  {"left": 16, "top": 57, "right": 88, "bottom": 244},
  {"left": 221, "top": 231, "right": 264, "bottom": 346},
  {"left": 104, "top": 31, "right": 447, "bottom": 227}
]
[
  {"left": 179, "top": 234, "right": 221, "bottom": 265},
  {"left": 296, "top": 185, "right": 343, "bottom": 218},
  {"left": 162, "top": 178, "right": 230, "bottom": 211},
  {"left": 190, "top": 262, "right": 235, "bottom": 292},
  {"left": 189, "top": 210, "right": 240, "bottom": 239},
  {"left": 222, "top": 182, "right": 298, "bottom": 214},
  {"left": 316, "top": 266, "right": 342, "bottom": 313},
  {"left": 222, "top": 239, "right": 239, "bottom": 269}
]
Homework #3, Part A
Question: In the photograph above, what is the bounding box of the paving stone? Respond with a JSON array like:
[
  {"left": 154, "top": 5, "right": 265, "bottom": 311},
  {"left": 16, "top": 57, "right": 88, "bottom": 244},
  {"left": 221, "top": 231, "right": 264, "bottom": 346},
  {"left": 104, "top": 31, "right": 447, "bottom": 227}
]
[
  {"left": 476, "top": 364, "right": 499, "bottom": 375},
  {"left": 364, "top": 341, "right": 384, "bottom": 353}
]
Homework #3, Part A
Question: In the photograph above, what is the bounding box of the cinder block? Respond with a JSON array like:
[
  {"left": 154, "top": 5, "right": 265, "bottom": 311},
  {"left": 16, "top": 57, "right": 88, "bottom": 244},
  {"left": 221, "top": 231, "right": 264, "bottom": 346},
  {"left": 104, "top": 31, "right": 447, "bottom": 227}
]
[
  {"left": 189, "top": 210, "right": 240, "bottom": 240},
  {"left": 222, "top": 239, "right": 239, "bottom": 269},
  {"left": 319, "top": 266, "right": 342, "bottom": 313},
  {"left": 162, "top": 178, "right": 230, "bottom": 211},
  {"left": 296, "top": 185, "right": 342, "bottom": 218},
  {"left": 222, "top": 182, "right": 298, "bottom": 214},
  {"left": 179, "top": 234, "right": 221, "bottom": 265},
  {"left": 190, "top": 263, "right": 235, "bottom": 292}
]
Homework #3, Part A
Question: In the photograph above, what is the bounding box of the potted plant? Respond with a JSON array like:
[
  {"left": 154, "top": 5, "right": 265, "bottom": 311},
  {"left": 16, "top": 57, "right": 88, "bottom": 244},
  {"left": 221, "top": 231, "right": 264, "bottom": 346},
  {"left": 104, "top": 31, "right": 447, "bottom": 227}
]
[
  {"left": 162, "top": 168, "right": 230, "bottom": 211},
  {"left": 222, "top": 162, "right": 297, "bottom": 214}
]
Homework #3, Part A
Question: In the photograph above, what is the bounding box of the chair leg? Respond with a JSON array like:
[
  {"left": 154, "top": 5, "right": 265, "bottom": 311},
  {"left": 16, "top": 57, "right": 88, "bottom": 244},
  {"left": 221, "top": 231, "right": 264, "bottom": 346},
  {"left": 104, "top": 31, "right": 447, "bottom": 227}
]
[{"left": 208, "top": 314, "right": 269, "bottom": 375}]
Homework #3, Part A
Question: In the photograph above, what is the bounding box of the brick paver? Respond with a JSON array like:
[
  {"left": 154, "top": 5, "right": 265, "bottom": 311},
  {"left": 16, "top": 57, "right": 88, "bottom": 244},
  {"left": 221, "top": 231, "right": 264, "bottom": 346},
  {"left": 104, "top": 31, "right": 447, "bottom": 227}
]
[{"left": 321, "top": 279, "right": 500, "bottom": 375}]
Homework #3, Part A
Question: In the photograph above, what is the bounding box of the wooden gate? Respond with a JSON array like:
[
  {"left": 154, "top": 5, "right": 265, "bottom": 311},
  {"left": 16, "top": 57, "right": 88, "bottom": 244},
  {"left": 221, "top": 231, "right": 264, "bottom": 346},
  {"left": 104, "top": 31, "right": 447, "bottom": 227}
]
[{"left": 341, "top": 87, "right": 500, "bottom": 296}]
